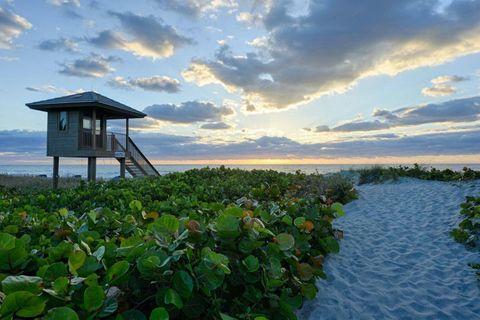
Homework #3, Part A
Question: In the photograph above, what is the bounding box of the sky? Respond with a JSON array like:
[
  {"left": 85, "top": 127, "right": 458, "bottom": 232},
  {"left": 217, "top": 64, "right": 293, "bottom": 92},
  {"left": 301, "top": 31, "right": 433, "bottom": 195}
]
[{"left": 1, "top": 0, "right": 480, "bottom": 164}]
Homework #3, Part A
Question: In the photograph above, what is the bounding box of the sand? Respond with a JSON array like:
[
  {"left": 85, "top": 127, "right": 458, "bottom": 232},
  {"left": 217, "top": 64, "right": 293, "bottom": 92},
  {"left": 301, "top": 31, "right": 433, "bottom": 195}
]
[{"left": 299, "top": 178, "right": 480, "bottom": 320}]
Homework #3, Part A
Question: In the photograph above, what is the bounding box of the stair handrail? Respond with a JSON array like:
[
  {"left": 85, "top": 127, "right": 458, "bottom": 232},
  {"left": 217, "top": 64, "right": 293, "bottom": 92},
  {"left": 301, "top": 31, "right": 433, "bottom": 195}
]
[{"left": 111, "top": 132, "right": 159, "bottom": 176}]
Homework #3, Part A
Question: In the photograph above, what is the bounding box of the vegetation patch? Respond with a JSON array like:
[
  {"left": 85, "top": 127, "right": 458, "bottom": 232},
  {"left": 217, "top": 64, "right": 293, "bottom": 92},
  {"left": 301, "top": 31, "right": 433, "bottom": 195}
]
[
  {"left": 0, "top": 167, "right": 355, "bottom": 319},
  {"left": 358, "top": 164, "right": 480, "bottom": 185},
  {"left": 451, "top": 196, "right": 480, "bottom": 278}
]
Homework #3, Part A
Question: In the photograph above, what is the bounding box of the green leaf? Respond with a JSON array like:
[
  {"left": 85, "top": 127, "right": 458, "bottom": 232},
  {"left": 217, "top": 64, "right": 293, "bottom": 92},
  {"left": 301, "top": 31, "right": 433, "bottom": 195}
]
[
  {"left": 150, "top": 307, "right": 169, "bottom": 320},
  {"left": 0, "top": 232, "right": 16, "bottom": 250},
  {"left": 223, "top": 207, "right": 243, "bottom": 217},
  {"left": 320, "top": 237, "right": 340, "bottom": 254},
  {"left": 220, "top": 313, "right": 238, "bottom": 320},
  {"left": 0, "top": 291, "right": 46, "bottom": 318},
  {"left": 243, "top": 255, "right": 259, "bottom": 273},
  {"left": 331, "top": 202, "right": 345, "bottom": 217},
  {"left": 152, "top": 214, "right": 180, "bottom": 236},
  {"left": 301, "top": 283, "right": 317, "bottom": 300},
  {"left": 173, "top": 271, "right": 193, "bottom": 298},
  {"left": 164, "top": 288, "right": 183, "bottom": 309},
  {"left": 52, "top": 277, "right": 69, "bottom": 295},
  {"left": 1, "top": 275, "right": 43, "bottom": 294},
  {"left": 296, "top": 263, "right": 313, "bottom": 281},
  {"left": 84, "top": 286, "right": 105, "bottom": 312},
  {"left": 92, "top": 246, "right": 105, "bottom": 261},
  {"left": 215, "top": 214, "right": 240, "bottom": 238},
  {"left": 87, "top": 210, "right": 97, "bottom": 224},
  {"left": 276, "top": 233, "right": 295, "bottom": 251},
  {"left": 44, "top": 307, "right": 79, "bottom": 320},
  {"left": 68, "top": 247, "right": 86, "bottom": 275},
  {"left": 106, "top": 260, "right": 130, "bottom": 283},
  {"left": 129, "top": 200, "right": 143, "bottom": 211},
  {"left": 294, "top": 217, "right": 306, "bottom": 228}
]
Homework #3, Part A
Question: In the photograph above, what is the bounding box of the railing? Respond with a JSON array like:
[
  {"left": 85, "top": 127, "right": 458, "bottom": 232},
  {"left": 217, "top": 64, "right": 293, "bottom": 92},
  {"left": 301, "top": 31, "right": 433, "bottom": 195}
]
[{"left": 111, "top": 132, "right": 159, "bottom": 176}]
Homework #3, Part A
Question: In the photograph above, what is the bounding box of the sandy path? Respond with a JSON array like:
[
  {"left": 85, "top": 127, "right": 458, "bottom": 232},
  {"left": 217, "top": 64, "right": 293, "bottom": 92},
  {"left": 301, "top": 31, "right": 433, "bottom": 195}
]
[{"left": 299, "top": 178, "right": 480, "bottom": 320}]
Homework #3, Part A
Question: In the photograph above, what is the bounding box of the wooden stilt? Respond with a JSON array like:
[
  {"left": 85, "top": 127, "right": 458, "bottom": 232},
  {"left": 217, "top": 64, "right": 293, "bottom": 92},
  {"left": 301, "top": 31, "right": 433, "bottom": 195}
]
[
  {"left": 87, "top": 157, "right": 96, "bottom": 181},
  {"left": 119, "top": 158, "right": 126, "bottom": 178},
  {"left": 53, "top": 156, "right": 59, "bottom": 189}
]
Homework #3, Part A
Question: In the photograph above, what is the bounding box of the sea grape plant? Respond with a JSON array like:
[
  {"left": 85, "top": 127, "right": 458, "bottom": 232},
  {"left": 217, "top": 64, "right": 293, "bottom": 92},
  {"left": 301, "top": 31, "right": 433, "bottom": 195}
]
[{"left": 0, "top": 167, "right": 354, "bottom": 319}]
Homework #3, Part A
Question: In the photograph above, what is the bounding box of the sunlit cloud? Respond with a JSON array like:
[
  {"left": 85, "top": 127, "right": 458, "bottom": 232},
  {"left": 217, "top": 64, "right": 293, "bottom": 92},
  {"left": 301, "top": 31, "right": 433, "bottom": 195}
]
[
  {"left": 0, "top": 7, "right": 32, "bottom": 49},
  {"left": 107, "top": 75, "right": 181, "bottom": 93},
  {"left": 184, "top": 1, "right": 480, "bottom": 110},
  {"left": 58, "top": 53, "right": 119, "bottom": 78},
  {"left": 422, "top": 74, "right": 469, "bottom": 96}
]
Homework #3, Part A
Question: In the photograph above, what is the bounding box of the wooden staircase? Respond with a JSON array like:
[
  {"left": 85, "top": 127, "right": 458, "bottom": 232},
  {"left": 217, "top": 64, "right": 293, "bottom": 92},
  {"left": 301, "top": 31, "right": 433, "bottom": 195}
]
[{"left": 113, "top": 135, "right": 159, "bottom": 178}]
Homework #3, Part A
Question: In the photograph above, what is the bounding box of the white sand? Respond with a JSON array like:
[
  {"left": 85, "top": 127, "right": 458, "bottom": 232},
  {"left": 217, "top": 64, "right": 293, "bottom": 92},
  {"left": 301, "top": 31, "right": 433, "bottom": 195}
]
[{"left": 299, "top": 178, "right": 480, "bottom": 320}]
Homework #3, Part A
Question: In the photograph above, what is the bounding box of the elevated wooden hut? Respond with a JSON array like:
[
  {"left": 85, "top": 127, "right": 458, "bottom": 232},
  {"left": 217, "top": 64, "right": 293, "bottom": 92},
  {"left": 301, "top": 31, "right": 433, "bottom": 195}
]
[{"left": 27, "top": 91, "right": 159, "bottom": 188}]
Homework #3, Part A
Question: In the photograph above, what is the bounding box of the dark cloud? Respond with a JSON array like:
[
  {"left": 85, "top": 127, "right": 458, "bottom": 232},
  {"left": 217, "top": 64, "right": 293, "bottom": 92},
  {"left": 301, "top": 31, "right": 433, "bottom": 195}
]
[
  {"left": 184, "top": 0, "right": 480, "bottom": 109},
  {"left": 88, "top": 11, "right": 194, "bottom": 59},
  {"left": 0, "top": 7, "right": 32, "bottom": 49},
  {"left": 315, "top": 96, "right": 480, "bottom": 132},
  {"left": 144, "top": 101, "right": 234, "bottom": 124},
  {"left": 59, "top": 53, "right": 119, "bottom": 78},
  {"left": 151, "top": 0, "right": 237, "bottom": 17},
  {"left": 2, "top": 129, "right": 479, "bottom": 160},
  {"left": 107, "top": 75, "right": 181, "bottom": 93},
  {"left": 200, "top": 122, "right": 232, "bottom": 130},
  {"left": 38, "top": 37, "right": 79, "bottom": 53}
]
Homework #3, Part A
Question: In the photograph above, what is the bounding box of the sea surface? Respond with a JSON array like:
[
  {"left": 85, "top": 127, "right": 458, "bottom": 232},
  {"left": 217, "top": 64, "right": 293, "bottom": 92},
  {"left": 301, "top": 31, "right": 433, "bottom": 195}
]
[{"left": 1, "top": 163, "right": 479, "bottom": 179}]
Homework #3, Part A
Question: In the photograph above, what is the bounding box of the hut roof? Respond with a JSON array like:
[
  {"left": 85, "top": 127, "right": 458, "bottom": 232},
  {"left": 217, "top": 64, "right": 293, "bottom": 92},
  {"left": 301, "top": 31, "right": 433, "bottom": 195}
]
[{"left": 26, "top": 91, "right": 146, "bottom": 119}]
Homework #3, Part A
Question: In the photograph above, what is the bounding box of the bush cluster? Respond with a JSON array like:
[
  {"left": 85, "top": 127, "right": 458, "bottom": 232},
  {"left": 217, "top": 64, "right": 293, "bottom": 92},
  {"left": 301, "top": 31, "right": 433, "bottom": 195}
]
[
  {"left": 0, "top": 167, "right": 355, "bottom": 319},
  {"left": 451, "top": 196, "right": 480, "bottom": 278},
  {"left": 358, "top": 164, "right": 480, "bottom": 185}
]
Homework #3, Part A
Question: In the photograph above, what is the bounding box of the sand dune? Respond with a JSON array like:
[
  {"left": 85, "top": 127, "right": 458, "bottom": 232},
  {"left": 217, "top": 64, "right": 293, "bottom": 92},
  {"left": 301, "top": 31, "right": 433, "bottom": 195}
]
[{"left": 299, "top": 178, "right": 480, "bottom": 320}]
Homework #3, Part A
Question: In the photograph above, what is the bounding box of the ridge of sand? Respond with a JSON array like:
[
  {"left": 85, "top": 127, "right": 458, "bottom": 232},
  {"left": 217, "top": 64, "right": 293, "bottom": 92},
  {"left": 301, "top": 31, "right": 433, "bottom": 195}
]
[{"left": 299, "top": 178, "right": 480, "bottom": 320}]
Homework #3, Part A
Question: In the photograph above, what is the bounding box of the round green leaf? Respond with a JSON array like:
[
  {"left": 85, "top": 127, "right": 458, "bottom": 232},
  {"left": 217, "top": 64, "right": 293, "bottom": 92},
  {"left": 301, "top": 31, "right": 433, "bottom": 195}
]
[
  {"left": 150, "top": 307, "right": 169, "bottom": 320},
  {"left": 44, "top": 307, "right": 79, "bottom": 320},
  {"left": 294, "top": 217, "right": 306, "bottom": 228},
  {"left": 276, "top": 233, "right": 295, "bottom": 251},
  {"left": 320, "top": 237, "right": 340, "bottom": 254},
  {"left": 243, "top": 255, "right": 259, "bottom": 273},
  {"left": 106, "top": 260, "right": 130, "bottom": 283},
  {"left": 1, "top": 275, "right": 43, "bottom": 294},
  {"left": 84, "top": 286, "right": 105, "bottom": 312},
  {"left": 296, "top": 263, "right": 313, "bottom": 281},
  {"left": 173, "top": 271, "right": 193, "bottom": 298},
  {"left": 301, "top": 283, "right": 318, "bottom": 300},
  {"left": 331, "top": 202, "right": 345, "bottom": 217},
  {"left": 68, "top": 248, "right": 86, "bottom": 275},
  {"left": 0, "top": 291, "right": 46, "bottom": 318},
  {"left": 215, "top": 214, "right": 240, "bottom": 238},
  {"left": 153, "top": 214, "right": 180, "bottom": 236},
  {"left": 164, "top": 288, "right": 183, "bottom": 309},
  {"left": 0, "top": 233, "right": 16, "bottom": 250}
]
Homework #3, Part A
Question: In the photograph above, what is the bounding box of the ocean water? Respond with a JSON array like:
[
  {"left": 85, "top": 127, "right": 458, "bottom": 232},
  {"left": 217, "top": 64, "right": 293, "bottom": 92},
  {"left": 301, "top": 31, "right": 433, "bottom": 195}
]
[{"left": 0, "top": 163, "right": 479, "bottom": 179}]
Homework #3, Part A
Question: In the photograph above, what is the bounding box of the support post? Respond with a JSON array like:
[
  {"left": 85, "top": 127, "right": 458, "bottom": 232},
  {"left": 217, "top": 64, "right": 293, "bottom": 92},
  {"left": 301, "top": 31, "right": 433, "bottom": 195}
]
[
  {"left": 53, "top": 156, "right": 59, "bottom": 189},
  {"left": 119, "top": 158, "right": 126, "bottom": 178},
  {"left": 87, "top": 157, "right": 97, "bottom": 181},
  {"left": 92, "top": 109, "right": 96, "bottom": 150},
  {"left": 125, "top": 118, "right": 129, "bottom": 152}
]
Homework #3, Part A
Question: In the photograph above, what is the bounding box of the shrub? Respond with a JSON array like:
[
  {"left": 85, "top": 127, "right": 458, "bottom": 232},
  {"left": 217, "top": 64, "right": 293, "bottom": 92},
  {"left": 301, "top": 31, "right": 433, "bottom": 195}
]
[
  {"left": 0, "top": 167, "right": 354, "bottom": 319},
  {"left": 358, "top": 164, "right": 480, "bottom": 185},
  {"left": 451, "top": 196, "right": 480, "bottom": 278}
]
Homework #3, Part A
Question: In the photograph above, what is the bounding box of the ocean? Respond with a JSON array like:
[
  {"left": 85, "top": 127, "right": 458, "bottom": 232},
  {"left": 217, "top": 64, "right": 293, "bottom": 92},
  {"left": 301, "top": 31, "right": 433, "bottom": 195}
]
[{"left": 1, "top": 163, "right": 479, "bottom": 179}]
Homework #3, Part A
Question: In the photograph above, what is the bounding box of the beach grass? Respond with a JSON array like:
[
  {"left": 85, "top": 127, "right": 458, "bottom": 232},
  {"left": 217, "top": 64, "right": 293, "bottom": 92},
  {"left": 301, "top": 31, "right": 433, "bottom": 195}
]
[{"left": 0, "top": 174, "right": 82, "bottom": 192}]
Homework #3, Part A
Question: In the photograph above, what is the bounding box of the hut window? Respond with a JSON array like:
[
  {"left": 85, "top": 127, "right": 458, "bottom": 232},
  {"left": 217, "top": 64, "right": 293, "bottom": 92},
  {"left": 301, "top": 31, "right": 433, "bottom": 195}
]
[{"left": 59, "top": 111, "right": 68, "bottom": 131}]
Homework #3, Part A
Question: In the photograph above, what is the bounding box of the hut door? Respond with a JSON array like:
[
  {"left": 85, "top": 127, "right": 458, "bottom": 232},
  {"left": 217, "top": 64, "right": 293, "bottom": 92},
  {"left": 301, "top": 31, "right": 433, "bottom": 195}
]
[{"left": 81, "top": 112, "right": 92, "bottom": 148}]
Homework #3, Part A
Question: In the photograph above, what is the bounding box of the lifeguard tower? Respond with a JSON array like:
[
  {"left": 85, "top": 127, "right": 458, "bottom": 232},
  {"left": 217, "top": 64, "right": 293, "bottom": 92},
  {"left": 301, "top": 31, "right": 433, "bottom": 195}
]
[{"left": 27, "top": 91, "right": 159, "bottom": 188}]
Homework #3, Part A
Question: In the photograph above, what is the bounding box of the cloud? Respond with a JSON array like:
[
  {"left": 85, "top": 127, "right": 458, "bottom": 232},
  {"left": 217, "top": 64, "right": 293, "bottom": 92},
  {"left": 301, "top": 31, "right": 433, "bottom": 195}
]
[
  {"left": 315, "top": 96, "right": 480, "bottom": 132},
  {"left": 0, "top": 7, "right": 32, "bottom": 49},
  {"left": 151, "top": 0, "right": 238, "bottom": 17},
  {"left": 47, "top": 0, "right": 80, "bottom": 7},
  {"left": 25, "top": 85, "right": 83, "bottom": 95},
  {"left": 38, "top": 37, "right": 79, "bottom": 53},
  {"left": 2, "top": 128, "right": 480, "bottom": 161},
  {"left": 422, "top": 74, "right": 469, "bottom": 97},
  {"left": 421, "top": 84, "right": 456, "bottom": 97},
  {"left": 183, "top": 1, "right": 480, "bottom": 110},
  {"left": 107, "top": 75, "right": 181, "bottom": 93},
  {"left": 88, "top": 11, "right": 193, "bottom": 59},
  {"left": 236, "top": 11, "right": 263, "bottom": 26},
  {"left": 200, "top": 122, "right": 232, "bottom": 130},
  {"left": 59, "top": 53, "right": 119, "bottom": 78},
  {"left": 314, "top": 125, "right": 330, "bottom": 132},
  {"left": 143, "top": 101, "right": 234, "bottom": 124},
  {"left": 0, "top": 56, "right": 18, "bottom": 62}
]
